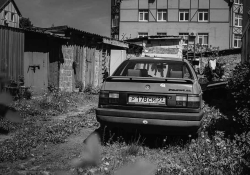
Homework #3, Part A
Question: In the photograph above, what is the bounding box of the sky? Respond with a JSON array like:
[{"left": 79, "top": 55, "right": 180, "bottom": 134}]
[{"left": 15, "top": 0, "right": 111, "bottom": 37}]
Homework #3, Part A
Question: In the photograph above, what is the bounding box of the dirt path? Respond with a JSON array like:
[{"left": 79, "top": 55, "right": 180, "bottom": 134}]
[{"left": 0, "top": 104, "right": 98, "bottom": 175}]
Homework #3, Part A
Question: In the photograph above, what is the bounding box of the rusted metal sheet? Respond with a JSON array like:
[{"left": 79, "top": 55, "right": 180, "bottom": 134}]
[{"left": 0, "top": 26, "right": 24, "bottom": 81}]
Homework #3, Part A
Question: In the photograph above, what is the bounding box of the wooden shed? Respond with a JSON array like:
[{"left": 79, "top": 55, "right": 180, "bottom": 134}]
[{"left": 0, "top": 25, "right": 142, "bottom": 93}]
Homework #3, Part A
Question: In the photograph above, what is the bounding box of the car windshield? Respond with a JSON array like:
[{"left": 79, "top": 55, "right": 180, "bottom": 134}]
[{"left": 113, "top": 59, "right": 193, "bottom": 79}]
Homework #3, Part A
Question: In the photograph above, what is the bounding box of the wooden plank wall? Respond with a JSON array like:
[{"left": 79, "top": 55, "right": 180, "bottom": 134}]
[
  {"left": 0, "top": 27, "right": 24, "bottom": 84},
  {"left": 69, "top": 45, "right": 111, "bottom": 91},
  {"left": 0, "top": 1, "right": 20, "bottom": 28}
]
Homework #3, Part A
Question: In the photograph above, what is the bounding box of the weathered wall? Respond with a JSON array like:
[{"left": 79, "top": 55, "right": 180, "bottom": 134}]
[
  {"left": 59, "top": 46, "right": 74, "bottom": 92},
  {"left": 0, "top": 1, "right": 20, "bottom": 28},
  {"left": 120, "top": 22, "right": 230, "bottom": 50},
  {"left": 242, "top": 0, "right": 250, "bottom": 63},
  {"left": 49, "top": 61, "right": 59, "bottom": 88},
  {"left": 59, "top": 45, "right": 112, "bottom": 92},
  {"left": 24, "top": 52, "right": 49, "bottom": 94},
  {"left": 0, "top": 26, "right": 24, "bottom": 81}
]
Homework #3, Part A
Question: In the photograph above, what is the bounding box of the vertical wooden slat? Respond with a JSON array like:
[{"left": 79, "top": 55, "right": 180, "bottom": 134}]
[{"left": 0, "top": 27, "right": 24, "bottom": 82}]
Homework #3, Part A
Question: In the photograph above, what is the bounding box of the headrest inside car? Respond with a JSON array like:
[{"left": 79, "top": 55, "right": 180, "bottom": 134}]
[
  {"left": 127, "top": 69, "right": 141, "bottom": 77},
  {"left": 169, "top": 71, "right": 182, "bottom": 78},
  {"left": 140, "top": 69, "right": 148, "bottom": 77}
]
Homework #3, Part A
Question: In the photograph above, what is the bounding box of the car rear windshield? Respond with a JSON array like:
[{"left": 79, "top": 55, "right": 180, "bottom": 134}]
[{"left": 113, "top": 59, "right": 193, "bottom": 79}]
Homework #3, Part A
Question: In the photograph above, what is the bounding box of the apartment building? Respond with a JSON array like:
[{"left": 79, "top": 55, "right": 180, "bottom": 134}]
[{"left": 111, "top": 0, "right": 243, "bottom": 50}]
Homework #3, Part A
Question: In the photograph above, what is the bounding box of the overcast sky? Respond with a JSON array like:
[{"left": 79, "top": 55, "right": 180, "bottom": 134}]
[{"left": 15, "top": 0, "right": 111, "bottom": 37}]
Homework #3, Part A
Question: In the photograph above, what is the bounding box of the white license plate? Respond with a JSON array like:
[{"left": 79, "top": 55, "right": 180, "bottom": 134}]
[{"left": 128, "top": 95, "right": 166, "bottom": 105}]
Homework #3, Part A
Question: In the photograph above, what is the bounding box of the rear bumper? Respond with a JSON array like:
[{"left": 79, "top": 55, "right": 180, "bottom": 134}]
[{"left": 96, "top": 108, "right": 204, "bottom": 135}]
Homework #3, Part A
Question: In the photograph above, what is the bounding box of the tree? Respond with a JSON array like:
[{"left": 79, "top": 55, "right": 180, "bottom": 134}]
[{"left": 19, "top": 17, "right": 33, "bottom": 29}]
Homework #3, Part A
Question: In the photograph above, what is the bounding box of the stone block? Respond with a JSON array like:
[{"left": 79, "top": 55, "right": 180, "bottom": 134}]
[{"left": 64, "top": 77, "right": 68, "bottom": 81}]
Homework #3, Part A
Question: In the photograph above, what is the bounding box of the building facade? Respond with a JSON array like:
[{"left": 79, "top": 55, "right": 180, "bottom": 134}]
[
  {"left": 241, "top": 0, "right": 250, "bottom": 63},
  {"left": 111, "top": 0, "right": 243, "bottom": 50},
  {"left": 0, "top": 0, "right": 21, "bottom": 28}
]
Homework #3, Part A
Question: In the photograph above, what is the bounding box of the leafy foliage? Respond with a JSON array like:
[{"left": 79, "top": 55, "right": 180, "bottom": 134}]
[
  {"left": 227, "top": 62, "right": 250, "bottom": 129},
  {"left": 19, "top": 17, "right": 33, "bottom": 29},
  {"left": 75, "top": 80, "right": 84, "bottom": 92},
  {"left": 203, "top": 62, "right": 225, "bottom": 82},
  {"left": 83, "top": 84, "right": 101, "bottom": 95}
]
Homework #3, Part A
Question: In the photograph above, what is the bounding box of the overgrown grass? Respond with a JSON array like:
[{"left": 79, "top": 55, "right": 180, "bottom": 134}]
[{"left": 0, "top": 91, "right": 99, "bottom": 163}]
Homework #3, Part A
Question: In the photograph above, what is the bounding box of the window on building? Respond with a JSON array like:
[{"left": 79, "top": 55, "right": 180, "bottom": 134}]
[
  {"left": 234, "top": 0, "right": 243, "bottom": 5},
  {"left": 139, "top": 10, "right": 149, "bottom": 21},
  {"left": 112, "top": 15, "right": 119, "bottom": 27},
  {"left": 234, "top": 34, "right": 242, "bottom": 48},
  {"left": 11, "top": 13, "right": 15, "bottom": 22},
  {"left": 198, "top": 10, "right": 209, "bottom": 22},
  {"left": 198, "top": 33, "right": 209, "bottom": 46},
  {"left": 235, "top": 14, "right": 243, "bottom": 27},
  {"left": 4, "top": 11, "right": 8, "bottom": 20},
  {"left": 157, "top": 10, "right": 167, "bottom": 21},
  {"left": 179, "top": 33, "right": 189, "bottom": 45},
  {"left": 138, "top": 32, "right": 148, "bottom": 38},
  {"left": 157, "top": 32, "right": 167, "bottom": 36},
  {"left": 179, "top": 10, "right": 189, "bottom": 21}
]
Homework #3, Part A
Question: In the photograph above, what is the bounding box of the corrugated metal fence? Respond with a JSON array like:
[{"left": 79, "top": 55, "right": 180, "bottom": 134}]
[{"left": 0, "top": 26, "right": 24, "bottom": 82}]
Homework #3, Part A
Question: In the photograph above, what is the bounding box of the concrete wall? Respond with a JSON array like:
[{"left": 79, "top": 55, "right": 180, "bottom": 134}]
[
  {"left": 120, "top": 0, "right": 230, "bottom": 49},
  {"left": 120, "top": 22, "right": 230, "bottom": 49},
  {"left": 59, "top": 46, "right": 74, "bottom": 92}
]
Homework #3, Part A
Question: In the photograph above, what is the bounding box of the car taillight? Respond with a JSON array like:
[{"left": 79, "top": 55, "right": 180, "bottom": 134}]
[
  {"left": 109, "top": 92, "right": 119, "bottom": 104},
  {"left": 99, "top": 91, "right": 119, "bottom": 105},
  {"left": 176, "top": 95, "right": 187, "bottom": 107},
  {"left": 99, "top": 91, "right": 109, "bottom": 104},
  {"left": 187, "top": 95, "right": 201, "bottom": 108}
]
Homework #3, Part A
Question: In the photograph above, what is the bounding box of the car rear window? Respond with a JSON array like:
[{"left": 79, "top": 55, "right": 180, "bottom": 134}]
[{"left": 113, "top": 60, "right": 193, "bottom": 79}]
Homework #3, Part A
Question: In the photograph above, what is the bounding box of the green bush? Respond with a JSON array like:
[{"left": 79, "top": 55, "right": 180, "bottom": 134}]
[{"left": 227, "top": 62, "right": 250, "bottom": 129}]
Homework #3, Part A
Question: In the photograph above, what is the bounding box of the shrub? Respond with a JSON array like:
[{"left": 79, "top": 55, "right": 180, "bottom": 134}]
[
  {"left": 227, "top": 62, "right": 250, "bottom": 129},
  {"left": 203, "top": 62, "right": 225, "bottom": 82},
  {"left": 75, "top": 80, "right": 83, "bottom": 92},
  {"left": 83, "top": 84, "right": 101, "bottom": 95}
]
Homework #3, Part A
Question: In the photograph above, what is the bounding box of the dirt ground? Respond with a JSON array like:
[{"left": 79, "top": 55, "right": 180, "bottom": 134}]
[{"left": 0, "top": 103, "right": 98, "bottom": 175}]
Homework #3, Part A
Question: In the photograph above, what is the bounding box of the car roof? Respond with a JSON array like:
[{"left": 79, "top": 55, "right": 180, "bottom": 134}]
[{"left": 128, "top": 57, "right": 186, "bottom": 62}]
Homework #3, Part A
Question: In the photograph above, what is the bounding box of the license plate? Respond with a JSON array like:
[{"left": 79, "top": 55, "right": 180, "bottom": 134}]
[{"left": 128, "top": 95, "right": 166, "bottom": 105}]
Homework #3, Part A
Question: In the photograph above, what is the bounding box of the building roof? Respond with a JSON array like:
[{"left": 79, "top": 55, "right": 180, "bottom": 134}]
[
  {"left": 0, "top": 0, "right": 21, "bottom": 15},
  {"left": 125, "top": 35, "right": 182, "bottom": 42},
  {"left": 31, "top": 25, "right": 131, "bottom": 48}
]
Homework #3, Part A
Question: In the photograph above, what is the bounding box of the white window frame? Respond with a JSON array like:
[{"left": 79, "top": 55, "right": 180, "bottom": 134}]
[
  {"left": 234, "top": 34, "right": 242, "bottom": 48},
  {"left": 198, "top": 10, "right": 209, "bottom": 22},
  {"left": 179, "top": 10, "right": 189, "bottom": 22},
  {"left": 198, "top": 33, "right": 209, "bottom": 46},
  {"left": 234, "top": 0, "right": 243, "bottom": 5},
  {"left": 157, "top": 32, "right": 167, "bottom": 36},
  {"left": 139, "top": 10, "right": 149, "bottom": 22},
  {"left": 234, "top": 13, "right": 242, "bottom": 27},
  {"left": 179, "top": 33, "right": 189, "bottom": 45},
  {"left": 138, "top": 32, "right": 148, "bottom": 38},
  {"left": 157, "top": 10, "right": 167, "bottom": 21}
]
